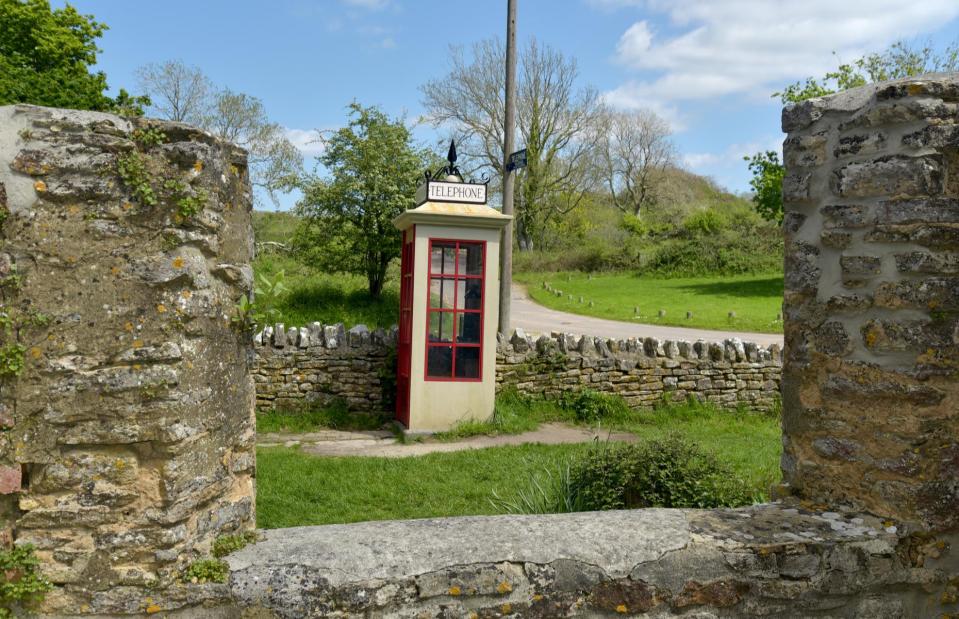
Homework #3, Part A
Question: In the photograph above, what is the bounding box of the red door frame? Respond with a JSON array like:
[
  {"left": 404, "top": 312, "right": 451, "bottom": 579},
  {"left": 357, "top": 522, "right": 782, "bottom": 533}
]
[{"left": 395, "top": 227, "right": 415, "bottom": 426}]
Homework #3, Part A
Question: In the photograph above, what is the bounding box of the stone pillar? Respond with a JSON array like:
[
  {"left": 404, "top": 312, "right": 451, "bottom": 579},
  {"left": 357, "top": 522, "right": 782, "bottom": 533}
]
[
  {"left": 0, "top": 105, "right": 255, "bottom": 614},
  {"left": 781, "top": 75, "right": 959, "bottom": 532}
]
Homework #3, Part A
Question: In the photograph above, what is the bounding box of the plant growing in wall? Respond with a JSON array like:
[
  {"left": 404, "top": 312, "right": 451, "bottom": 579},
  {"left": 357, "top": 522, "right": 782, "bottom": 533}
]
[
  {"left": 0, "top": 544, "right": 53, "bottom": 618},
  {"left": 233, "top": 271, "right": 289, "bottom": 332},
  {"left": 115, "top": 127, "right": 210, "bottom": 223}
]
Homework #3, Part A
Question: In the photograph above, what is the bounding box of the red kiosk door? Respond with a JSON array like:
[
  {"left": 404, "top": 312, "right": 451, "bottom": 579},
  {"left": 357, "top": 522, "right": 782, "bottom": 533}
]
[{"left": 395, "top": 228, "right": 415, "bottom": 426}]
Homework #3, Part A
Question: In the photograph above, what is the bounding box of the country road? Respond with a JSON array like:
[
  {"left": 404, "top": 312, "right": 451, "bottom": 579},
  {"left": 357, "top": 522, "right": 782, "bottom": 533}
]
[{"left": 509, "top": 285, "right": 784, "bottom": 348}]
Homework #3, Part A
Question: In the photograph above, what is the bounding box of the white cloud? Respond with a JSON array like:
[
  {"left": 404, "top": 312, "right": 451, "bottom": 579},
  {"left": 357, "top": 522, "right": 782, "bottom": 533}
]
[
  {"left": 285, "top": 128, "right": 325, "bottom": 157},
  {"left": 604, "top": 0, "right": 959, "bottom": 106},
  {"left": 683, "top": 136, "right": 783, "bottom": 171}
]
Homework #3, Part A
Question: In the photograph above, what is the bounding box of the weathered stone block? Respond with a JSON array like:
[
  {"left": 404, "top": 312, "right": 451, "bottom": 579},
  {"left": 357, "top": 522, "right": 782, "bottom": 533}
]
[
  {"left": 784, "top": 133, "right": 827, "bottom": 167},
  {"left": 834, "top": 132, "right": 887, "bottom": 158},
  {"left": 0, "top": 465, "right": 21, "bottom": 494},
  {"left": 894, "top": 251, "right": 959, "bottom": 274},
  {"left": 821, "top": 204, "right": 875, "bottom": 228},
  {"left": 832, "top": 155, "right": 943, "bottom": 198}
]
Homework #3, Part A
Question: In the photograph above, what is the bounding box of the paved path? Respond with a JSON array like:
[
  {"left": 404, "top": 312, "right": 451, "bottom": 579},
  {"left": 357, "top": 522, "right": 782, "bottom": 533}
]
[
  {"left": 258, "top": 423, "right": 637, "bottom": 458},
  {"left": 510, "top": 284, "right": 784, "bottom": 348}
]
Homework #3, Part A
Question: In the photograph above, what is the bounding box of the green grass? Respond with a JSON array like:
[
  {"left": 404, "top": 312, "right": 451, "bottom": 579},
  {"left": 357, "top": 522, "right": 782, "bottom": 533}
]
[
  {"left": 433, "top": 389, "right": 571, "bottom": 441},
  {"left": 516, "top": 271, "right": 784, "bottom": 334},
  {"left": 256, "top": 443, "right": 597, "bottom": 528},
  {"left": 255, "top": 398, "right": 782, "bottom": 528},
  {"left": 254, "top": 253, "right": 399, "bottom": 329}
]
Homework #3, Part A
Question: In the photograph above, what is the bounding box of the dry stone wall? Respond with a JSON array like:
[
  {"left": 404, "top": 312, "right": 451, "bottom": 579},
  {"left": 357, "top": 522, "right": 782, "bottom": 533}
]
[
  {"left": 0, "top": 105, "right": 255, "bottom": 615},
  {"left": 253, "top": 323, "right": 782, "bottom": 413},
  {"left": 781, "top": 74, "right": 959, "bottom": 533}
]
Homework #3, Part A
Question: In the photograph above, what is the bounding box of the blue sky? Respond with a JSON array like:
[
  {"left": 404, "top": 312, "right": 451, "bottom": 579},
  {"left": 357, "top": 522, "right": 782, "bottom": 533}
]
[{"left": 65, "top": 0, "right": 959, "bottom": 208}]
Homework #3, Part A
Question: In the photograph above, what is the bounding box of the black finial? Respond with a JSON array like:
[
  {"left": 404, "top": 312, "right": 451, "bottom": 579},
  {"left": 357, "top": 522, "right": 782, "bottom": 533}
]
[{"left": 447, "top": 140, "right": 458, "bottom": 169}]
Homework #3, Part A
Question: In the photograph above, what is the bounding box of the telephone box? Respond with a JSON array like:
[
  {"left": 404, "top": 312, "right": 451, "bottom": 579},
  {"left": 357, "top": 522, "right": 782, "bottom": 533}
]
[{"left": 393, "top": 148, "right": 512, "bottom": 431}]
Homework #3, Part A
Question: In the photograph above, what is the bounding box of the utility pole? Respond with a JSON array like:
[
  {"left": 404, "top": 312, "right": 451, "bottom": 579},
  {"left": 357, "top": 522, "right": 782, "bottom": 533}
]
[{"left": 498, "top": 0, "right": 517, "bottom": 336}]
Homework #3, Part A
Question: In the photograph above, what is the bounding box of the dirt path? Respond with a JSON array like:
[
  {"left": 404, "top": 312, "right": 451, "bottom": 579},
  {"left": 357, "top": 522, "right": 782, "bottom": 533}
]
[
  {"left": 510, "top": 284, "right": 784, "bottom": 348},
  {"left": 258, "top": 423, "right": 636, "bottom": 458}
]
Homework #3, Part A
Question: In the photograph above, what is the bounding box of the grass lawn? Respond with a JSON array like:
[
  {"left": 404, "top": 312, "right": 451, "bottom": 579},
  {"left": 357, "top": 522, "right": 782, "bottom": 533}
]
[
  {"left": 255, "top": 399, "right": 782, "bottom": 528},
  {"left": 254, "top": 253, "right": 399, "bottom": 329},
  {"left": 515, "top": 271, "right": 784, "bottom": 334}
]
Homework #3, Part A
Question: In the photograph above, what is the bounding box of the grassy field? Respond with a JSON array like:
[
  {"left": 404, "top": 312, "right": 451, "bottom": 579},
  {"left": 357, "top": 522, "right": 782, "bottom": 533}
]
[
  {"left": 516, "top": 271, "right": 784, "bottom": 334},
  {"left": 256, "top": 399, "right": 781, "bottom": 528},
  {"left": 254, "top": 253, "right": 399, "bottom": 329}
]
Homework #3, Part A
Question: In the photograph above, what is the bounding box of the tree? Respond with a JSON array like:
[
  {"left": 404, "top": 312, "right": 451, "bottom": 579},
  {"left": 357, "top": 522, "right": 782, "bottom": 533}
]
[
  {"left": 205, "top": 89, "right": 302, "bottom": 206},
  {"left": 595, "top": 108, "right": 675, "bottom": 219},
  {"left": 421, "top": 38, "right": 603, "bottom": 250},
  {"left": 136, "top": 60, "right": 212, "bottom": 124},
  {"left": 744, "top": 151, "right": 784, "bottom": 224},
  {"left": 136, "top": 62, "right": 302, "bottom": 207},
  {"left": 0, "top": 0, "right": 147, "bottom": 114},
  {"left": 293, "top": 103, "right": 430, "bottom": 298},
  {"left": 747, "top": 38, "right": 959, "bottom": 221}
]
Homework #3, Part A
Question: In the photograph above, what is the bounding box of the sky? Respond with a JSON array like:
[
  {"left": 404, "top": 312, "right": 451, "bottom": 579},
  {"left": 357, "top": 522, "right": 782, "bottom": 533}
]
[{"left": 62, "top": 0, "right": 959, "bottom": 209}]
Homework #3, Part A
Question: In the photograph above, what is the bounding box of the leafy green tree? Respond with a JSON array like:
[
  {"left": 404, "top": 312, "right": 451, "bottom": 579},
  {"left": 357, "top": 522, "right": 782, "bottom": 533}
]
[
  {"left": 0, "top": 0, "right": 148, "bottom": 114},
  {"left": 747, "top": 38, "right": 959, "bottom": 221},
  {"left": 743, "top": 151, "right": 785, "bottom": 224},
  {"left": 294, "top": 103, "right": 431, "bottom": 298}
]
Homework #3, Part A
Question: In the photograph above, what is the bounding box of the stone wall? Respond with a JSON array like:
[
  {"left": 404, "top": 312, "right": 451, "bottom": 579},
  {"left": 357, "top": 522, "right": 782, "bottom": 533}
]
[
  {"left": 223, "top": 505, "right": 959, "bottom": 618},
  {"left": 0, "top": 105, "right": 255, "bottom": 615},
  {"left": 253, "top": 323, "right": 396, "bottom": 412},
  {"left": 781, "top": 74, "right": 959, "bottom": 533},
  {"left": 252, "top": 324, "right": 783, "bottom": 414}
]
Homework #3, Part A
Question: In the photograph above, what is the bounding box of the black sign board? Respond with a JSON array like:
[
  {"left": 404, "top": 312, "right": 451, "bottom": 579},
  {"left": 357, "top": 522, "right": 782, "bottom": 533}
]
[{"left": 507, "top": 148, "right": 527, "bottom": 171}]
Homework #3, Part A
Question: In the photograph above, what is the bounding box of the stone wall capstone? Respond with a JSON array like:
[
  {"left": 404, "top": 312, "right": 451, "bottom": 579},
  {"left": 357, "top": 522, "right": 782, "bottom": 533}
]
[
  {"left": 781, "top": 74, "right": 959, "bottom": 533},
  {"left": 0, "top": 105, "right": 255, "bottom": 615},
  {"left": 252, "top": 324, "right": 783, "bottom": 413}
]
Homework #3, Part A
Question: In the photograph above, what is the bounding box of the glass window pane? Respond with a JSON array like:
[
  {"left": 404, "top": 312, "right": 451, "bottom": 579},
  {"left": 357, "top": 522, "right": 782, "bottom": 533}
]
[
  {"left": 430, "top": 278, "right": 455, "bottom": 309},
  {"left": 460, "top": 279, "right": 483, "bottom": 310},
  {"left": 461, "top": 243, "right": 484, "bottom": 276},
  {"left": 430, "top": 244, "right": 456, "bottom": 274},
  {"left": 457, "top": 312, "right": 482, "bottom": 344},
  {"left": 455, "top": 347, "right": 481, "bottom": 379},
  {"left": 427, "top": 346, "right": 453, "bottom": 378},
  {"left": 429, "top": 312, "right": 454, "bottom": 342}
]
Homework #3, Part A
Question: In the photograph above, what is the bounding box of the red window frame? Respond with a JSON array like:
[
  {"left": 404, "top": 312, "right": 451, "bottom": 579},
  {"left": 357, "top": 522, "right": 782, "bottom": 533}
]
[{"left": 424, "top": 238, "right": 486, "bottom": 382}]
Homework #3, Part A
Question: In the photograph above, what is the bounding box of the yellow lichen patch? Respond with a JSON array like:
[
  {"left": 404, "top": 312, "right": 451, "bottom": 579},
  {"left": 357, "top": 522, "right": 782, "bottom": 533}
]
[
  {"left": 497, "top": 581, "right": 513, "bottom": 594},
  {"left": 124, "top": 322, "right": 135, "bottom": 333},
  {"left": 29, "top": 347, "right": 42, "bottom": 359},
  {"left": 66, "top": 256, "right": 77, "bottom": 264},
  {"left": 34, "top": 180, "right": 46, "bottom": 192},
  {"left": 172, "top": 256, "right": 185, "bottom": 269},
  {"left": 122, "top": 202, "right": 133, "bottom": 211},
  {"left": 68, "top": 205, "right": 81, "bottom": 215},
  {"left": 531, "top": 594, "right": 543, "bottom": 602},
  {"left": 230, "top": 164, "right": 239, "bottom": 176},
  {"left": 112, "top": 266, "right": 122, "bottom": 276},
  {"left": 180, "top": 290, "right": 192, "bottom": 299},
  {"left": 132, "top": 340, "right": 144, "bottom": 349},
  {"left": 193, "top": 161, "right": 204, "bottom": 173},
  {"left": 115, "top": 459, "right": 126, "bottom": 470},
  {"left": 156, "top": 304, "right": 167, "bottom": 313},
  {"left": 501, "top": 603, "right": 512, "bottom": 614},
  {"left": 145, "top": 603, "right": 162, "bottom": 614},
  {"left": 448, "top": 585, "right": 461, "bottom": 596},
  {"left": 616, "top": 604, "right": 628, "bottom": 614}
]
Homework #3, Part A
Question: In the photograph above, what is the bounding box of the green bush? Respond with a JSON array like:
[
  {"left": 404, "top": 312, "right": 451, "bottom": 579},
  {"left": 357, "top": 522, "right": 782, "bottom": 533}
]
[
  {"left": 558, "top": 389, "right": 629, "bottom": 423},
  {"left": 682, "top": 209, "right": 727, "bottom": 235},
  {"left": 569, "top": 436, "right": 757, "bottom": 510}
]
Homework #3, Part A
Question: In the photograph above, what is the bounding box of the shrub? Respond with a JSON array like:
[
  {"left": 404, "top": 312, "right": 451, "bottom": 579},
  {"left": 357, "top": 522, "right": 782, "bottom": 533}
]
[
  {"left": 682, "top": 209, "right": 727, "bottom": 235},
  {"left": 558, "top": 389, "right": 629, "bottom": 423},
  {"left": 490, "top": 458, "right": 585, "bottom": 514},
  {"left": 569, "top": 436, "right": 756, "bottom": 510}
]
